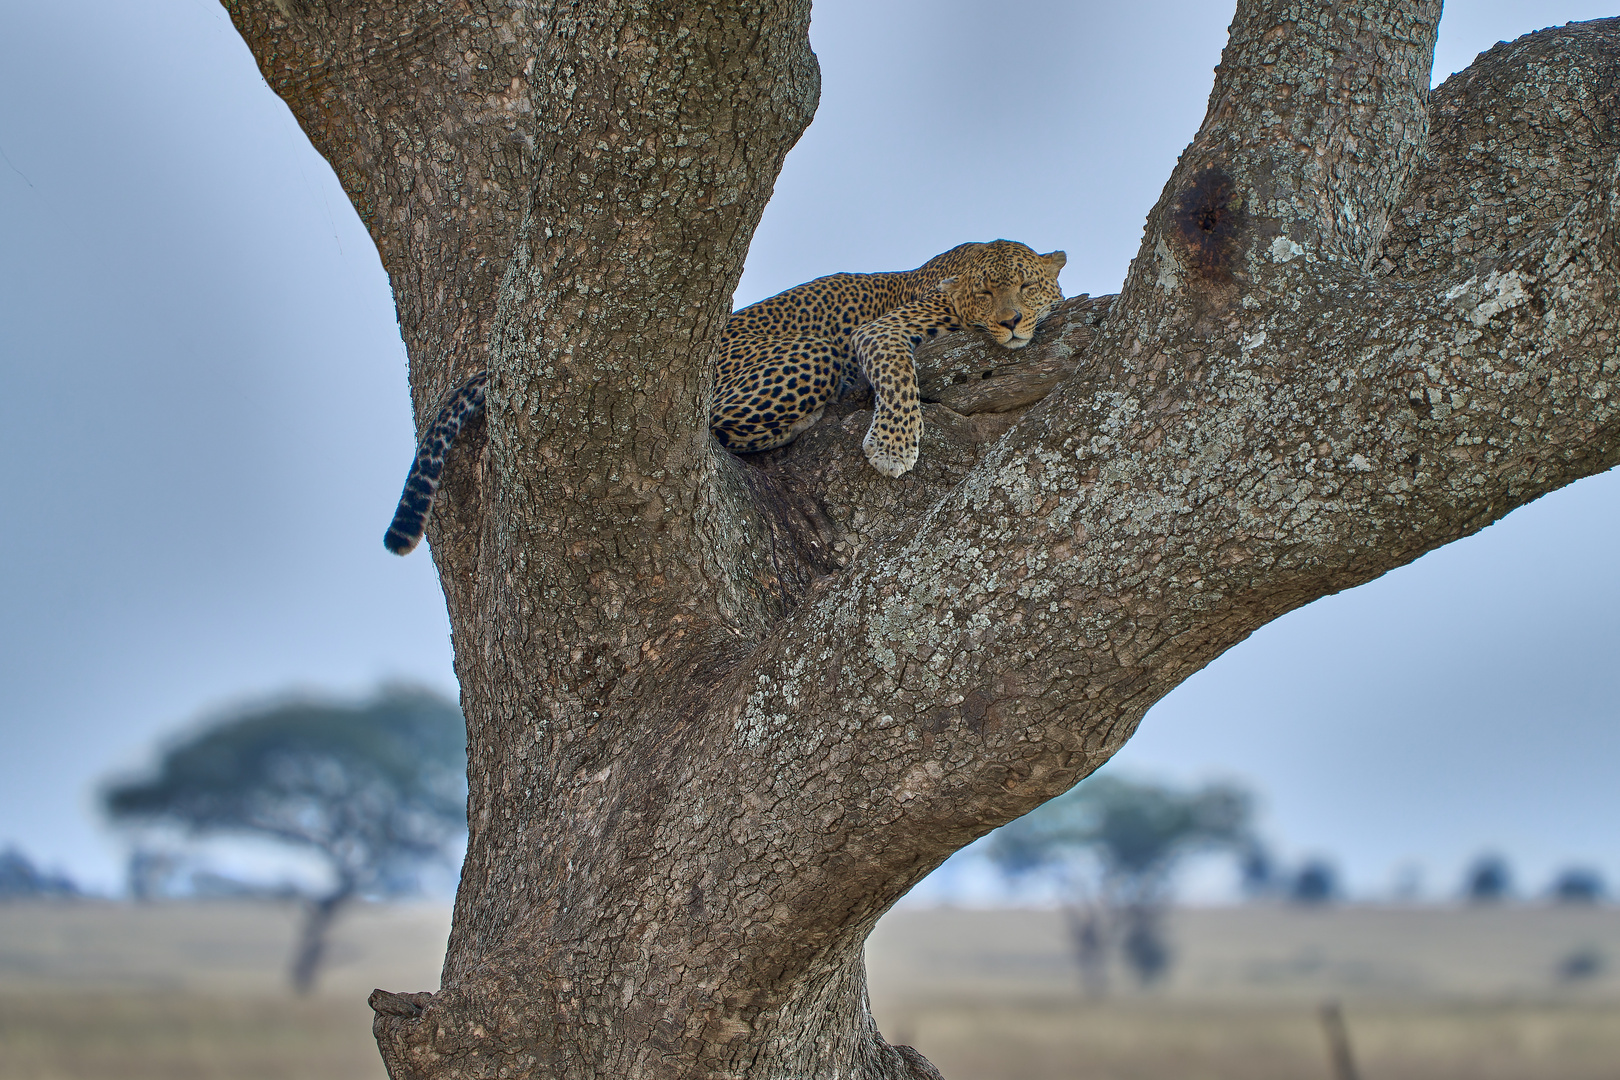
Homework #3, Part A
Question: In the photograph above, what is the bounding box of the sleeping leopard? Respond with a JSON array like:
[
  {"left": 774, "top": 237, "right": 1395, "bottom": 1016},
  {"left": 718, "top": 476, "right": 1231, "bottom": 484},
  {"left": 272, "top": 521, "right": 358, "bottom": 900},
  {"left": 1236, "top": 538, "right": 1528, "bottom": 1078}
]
[{"left": 385, "top": 240, "right": 1065, "bottom": 555}]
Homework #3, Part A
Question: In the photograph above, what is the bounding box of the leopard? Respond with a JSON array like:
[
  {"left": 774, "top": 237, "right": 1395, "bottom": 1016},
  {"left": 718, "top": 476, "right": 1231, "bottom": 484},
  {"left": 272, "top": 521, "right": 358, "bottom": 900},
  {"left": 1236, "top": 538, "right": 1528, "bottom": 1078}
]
[{"left": 384, "top": 240, "right": 1065, "bottom": 555}]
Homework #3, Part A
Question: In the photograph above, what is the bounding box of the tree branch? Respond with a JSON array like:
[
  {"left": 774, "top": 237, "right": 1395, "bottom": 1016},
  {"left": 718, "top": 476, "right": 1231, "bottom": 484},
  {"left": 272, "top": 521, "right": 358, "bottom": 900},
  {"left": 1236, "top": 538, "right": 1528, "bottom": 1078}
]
[
  {"left": 1386, "top": 18, "right": 1620, "bottom": 281},
  {"left": 679, "top": 3, "right": 1620, "bottom": 975}
]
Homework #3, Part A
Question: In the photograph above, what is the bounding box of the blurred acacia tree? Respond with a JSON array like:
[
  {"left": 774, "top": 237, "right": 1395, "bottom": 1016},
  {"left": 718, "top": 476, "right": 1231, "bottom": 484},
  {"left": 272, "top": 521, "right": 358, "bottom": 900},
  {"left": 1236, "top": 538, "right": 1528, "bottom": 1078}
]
[
  {"left": 103, "top": 686, "right": 467, "bottom": 993},
  {"left": 988, "top": 774, "right": 1258, "bottom": 991}
]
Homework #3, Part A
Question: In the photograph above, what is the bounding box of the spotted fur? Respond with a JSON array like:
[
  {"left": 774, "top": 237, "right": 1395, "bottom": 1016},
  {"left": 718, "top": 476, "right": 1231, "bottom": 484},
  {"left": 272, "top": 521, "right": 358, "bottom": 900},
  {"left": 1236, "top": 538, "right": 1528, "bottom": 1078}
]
[
  {"left": 715, "top": 240, "right": 1066, "bottom": 475},
  {"left": 384, "top": 241, "right": 1064, "bottom": 553},
  {"left": 383, "top": 371, "right": 486, "bottom": 555}
]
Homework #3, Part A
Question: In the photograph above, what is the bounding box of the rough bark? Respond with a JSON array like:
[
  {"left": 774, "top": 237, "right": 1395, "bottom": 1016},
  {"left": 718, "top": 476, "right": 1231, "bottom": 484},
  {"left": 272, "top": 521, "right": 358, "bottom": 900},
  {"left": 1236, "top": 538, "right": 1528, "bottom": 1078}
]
[{"left": 222, "top": 1, "right": 1620, "bottom": 1077}]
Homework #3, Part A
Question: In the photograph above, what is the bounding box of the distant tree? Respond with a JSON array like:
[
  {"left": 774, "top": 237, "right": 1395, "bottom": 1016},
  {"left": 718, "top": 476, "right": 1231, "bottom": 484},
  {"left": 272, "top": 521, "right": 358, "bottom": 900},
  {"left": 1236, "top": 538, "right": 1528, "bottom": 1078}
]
[
  {"left": 1238, "top": 843, "right": 1277, "bottom": 898},
  {"left": 1288, "top": 859, "right": 1340, "bottom": 905},
  {"left": 0, "top": 847, "right": 80, "bottom": 899},
  {"left": 1549, "top": 867, "right": 1607, "bottom": 904},
  {"left": 1463, "top": 854, "right": 1514, "bottom": 903},
  {"left": 988, "top": 774, "right": 1256, "bottom": 991},
  {"left": 125, "top": 847, "right": 184, "bottom": 902},
  {"left": 102, "top": 686, "right": 467, "bottom": 993}
]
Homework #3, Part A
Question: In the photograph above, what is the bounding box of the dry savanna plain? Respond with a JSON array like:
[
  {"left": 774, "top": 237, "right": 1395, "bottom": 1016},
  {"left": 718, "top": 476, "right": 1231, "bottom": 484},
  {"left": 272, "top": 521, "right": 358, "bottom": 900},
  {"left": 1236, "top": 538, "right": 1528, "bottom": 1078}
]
[{"left": 1, "top": 900, "right": 1617, "bottom": 1080}]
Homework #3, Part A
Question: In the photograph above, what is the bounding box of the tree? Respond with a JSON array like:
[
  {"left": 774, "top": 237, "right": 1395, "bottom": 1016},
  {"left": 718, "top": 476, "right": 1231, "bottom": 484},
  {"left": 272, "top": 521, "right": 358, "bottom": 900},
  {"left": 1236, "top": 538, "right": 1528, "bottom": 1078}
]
[
  {"left": 1463, "top": 853, "right": 1514, "bottom": 903},
  {"left": 1289, "top": 859, "right": 1341, "bottom": 905},
  {"left": 216, "top": 2, "right": 1620, "bottom": 1076},
  {"left": 103, "top": 686, "right": 466, "bottom": 993},
  {"left": 988, "top": 774, "right": 1255, "bottom": 989}
]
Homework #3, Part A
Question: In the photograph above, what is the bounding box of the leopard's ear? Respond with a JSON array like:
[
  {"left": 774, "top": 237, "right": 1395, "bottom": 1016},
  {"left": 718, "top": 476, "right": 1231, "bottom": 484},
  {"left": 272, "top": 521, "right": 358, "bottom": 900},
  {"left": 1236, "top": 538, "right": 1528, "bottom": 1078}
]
[
  {"left": 1041, "top": 251, "right": 1067, "bottom": 273},
  {"left": 934, "top": 276, "right": 957, "bottom": 292}
]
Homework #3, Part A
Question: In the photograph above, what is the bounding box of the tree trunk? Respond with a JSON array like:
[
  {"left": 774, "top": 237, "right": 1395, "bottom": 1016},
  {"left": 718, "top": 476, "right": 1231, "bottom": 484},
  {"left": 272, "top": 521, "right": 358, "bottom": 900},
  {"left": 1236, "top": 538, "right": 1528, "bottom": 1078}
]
[
  {"left": 291, "top": 879, "right": 356, "bottom": 995},
  {"left": 224, "top": 1, "right": 1620, "bottom": 1076}
]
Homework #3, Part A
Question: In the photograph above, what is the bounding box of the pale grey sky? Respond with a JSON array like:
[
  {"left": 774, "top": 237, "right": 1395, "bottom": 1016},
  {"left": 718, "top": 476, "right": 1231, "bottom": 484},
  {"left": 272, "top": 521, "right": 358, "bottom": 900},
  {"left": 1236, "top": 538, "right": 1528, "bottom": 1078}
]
[{"left": 1, "top": 0, "right": 1616, "bottom": 899}]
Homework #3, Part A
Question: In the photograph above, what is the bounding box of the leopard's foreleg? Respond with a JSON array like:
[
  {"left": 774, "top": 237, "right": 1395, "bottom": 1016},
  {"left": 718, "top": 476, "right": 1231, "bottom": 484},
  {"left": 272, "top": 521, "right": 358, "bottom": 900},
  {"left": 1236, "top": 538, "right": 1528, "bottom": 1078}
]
[{"left": 849, "top": 296, "right": 961, "bottom": 477}]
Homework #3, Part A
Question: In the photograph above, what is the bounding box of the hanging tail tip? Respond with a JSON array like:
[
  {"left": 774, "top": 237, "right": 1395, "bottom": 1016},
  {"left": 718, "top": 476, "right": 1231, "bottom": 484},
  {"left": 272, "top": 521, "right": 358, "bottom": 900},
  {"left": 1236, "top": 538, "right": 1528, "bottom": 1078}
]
[{"left": 384, "top": 516, "right": 424, "bottom": 556}]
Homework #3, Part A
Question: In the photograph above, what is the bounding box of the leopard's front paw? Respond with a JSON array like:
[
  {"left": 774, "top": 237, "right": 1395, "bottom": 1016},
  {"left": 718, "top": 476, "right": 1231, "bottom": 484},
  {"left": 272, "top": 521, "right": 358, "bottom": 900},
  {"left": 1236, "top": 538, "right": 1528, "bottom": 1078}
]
[{"left": 862, "top": 428, "right": 918, "bottom": 478}]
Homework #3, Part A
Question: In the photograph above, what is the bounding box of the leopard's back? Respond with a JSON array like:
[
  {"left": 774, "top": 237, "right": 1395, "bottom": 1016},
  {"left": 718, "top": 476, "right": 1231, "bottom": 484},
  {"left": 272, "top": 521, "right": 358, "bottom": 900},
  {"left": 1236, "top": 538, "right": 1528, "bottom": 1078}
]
[
  {"left": 711, "top": 270, "right": 920, "bottom": 453},
  {"left": 721, "top": 270, "right": 916, "bottom": 345}
]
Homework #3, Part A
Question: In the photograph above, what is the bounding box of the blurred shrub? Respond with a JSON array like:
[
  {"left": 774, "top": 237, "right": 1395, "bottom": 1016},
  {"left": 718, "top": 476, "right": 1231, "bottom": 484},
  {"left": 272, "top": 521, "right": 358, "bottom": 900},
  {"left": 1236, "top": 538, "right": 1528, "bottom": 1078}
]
[
  {"left": 1463, "top": 854, "right": 1513, "bottom": 903},
  {"left": 0, "top": 847, "right": 80, "bottom": 899},
  {"left": 1549, "top": 867, "right": 1607, "bottom": 904},
  {"left": 1287, "top": 859, "right": 1339, "bottom": 905}
]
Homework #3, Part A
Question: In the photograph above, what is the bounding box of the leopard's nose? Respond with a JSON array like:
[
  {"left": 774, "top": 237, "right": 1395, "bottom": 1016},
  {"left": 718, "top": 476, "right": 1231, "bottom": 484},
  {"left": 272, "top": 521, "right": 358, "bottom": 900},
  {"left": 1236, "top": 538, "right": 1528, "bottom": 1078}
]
[{"left": 998, "top": 314, "right": 1021, "bottom": 331}]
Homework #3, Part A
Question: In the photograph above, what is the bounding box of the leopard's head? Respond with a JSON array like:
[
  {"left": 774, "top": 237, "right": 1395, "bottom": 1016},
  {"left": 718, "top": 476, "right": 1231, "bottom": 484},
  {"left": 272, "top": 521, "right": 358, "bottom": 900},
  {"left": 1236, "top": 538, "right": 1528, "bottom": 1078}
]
[{"left": 940, "top": 241, "right": 1067, "bottom": 350}]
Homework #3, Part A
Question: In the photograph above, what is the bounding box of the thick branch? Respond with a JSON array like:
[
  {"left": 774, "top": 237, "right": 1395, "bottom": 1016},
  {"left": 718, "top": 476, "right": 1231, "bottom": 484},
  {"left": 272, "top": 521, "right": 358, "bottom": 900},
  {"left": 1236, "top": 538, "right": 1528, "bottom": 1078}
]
[
  {"left": 1385, "top": 19, "right": 1620, "bottom": 280},
  {"left": 683, "top": 5, "right": 1620, "bottom": 987},
  {"left": 1160, "top": 0, "right": 1440, "bottom": 271}
]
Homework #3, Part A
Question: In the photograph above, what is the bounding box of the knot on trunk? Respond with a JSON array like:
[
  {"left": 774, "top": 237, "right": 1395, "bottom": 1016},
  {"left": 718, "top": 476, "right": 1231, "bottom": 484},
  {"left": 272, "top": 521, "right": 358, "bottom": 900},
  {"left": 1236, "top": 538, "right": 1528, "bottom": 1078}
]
[
  {"left": 1168, "top": 164, "right": 1248, "bottom": 284},
  {"left": 881, "top": 1041, "right": 948, "bottom": 1080},
  {"left": 371, "top": 988, "right": 434, "bottom": 1017},
  {"left": 370, "top": 989, "right": 451, "bottom": 1080}
]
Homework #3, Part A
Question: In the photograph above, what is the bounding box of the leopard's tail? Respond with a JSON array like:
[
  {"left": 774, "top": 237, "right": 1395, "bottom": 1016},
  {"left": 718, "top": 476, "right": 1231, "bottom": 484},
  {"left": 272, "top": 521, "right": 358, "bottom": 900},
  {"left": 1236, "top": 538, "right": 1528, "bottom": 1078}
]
[{"left": 384, "top": 371, "right": 489, "bottom": 555}]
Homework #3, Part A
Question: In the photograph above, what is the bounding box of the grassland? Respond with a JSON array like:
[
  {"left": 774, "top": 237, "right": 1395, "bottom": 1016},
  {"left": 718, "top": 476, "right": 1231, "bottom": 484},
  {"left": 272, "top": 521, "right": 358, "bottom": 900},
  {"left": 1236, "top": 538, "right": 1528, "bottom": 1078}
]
[
  {"left": 0, "top": 901, "right": 443, "bottom": 1080},
  {"left": 867, "top": 906, "right": 1620, "bottom": 1080},
  {"left": 1, "top": 900, "right": 1616, "bottom": 1079}
]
